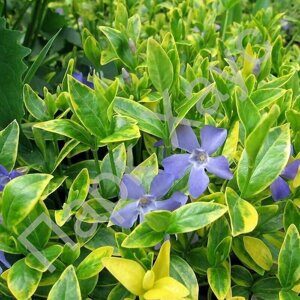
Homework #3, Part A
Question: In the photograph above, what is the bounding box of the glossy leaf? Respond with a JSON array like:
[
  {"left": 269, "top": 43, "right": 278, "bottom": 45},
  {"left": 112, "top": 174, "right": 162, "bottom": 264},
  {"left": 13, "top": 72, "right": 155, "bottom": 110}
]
[
  {"left": 0, "top": 120, "right": 19, "bottom": 170},
  {"left": 167, "top": 202, "right": 228, "bottom": 234},
  {"left": 2, "top": 173, "right": 52, "bottom": 228}
]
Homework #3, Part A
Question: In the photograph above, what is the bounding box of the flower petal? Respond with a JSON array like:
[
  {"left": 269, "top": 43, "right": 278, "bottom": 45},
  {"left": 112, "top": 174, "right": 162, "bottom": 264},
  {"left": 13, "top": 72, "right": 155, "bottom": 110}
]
[
  {"left": 270, "top": 176, "right": 291, "bottom": 201},
  {"left": 0, "top": 165, "right": 9, "bottom": 176},
  {"left": 172, "top": 125, "right": 200, "bottom": 153},
  {"left": 189, "top": 167, "right": 209, "bottom": 198},
  {"left": 120, "top": 174, "right": 145, "bottom": 200},
  {"left": 162, "top": 154, "right": 191, "bottom": 180},
  {"left": 0, "top": 251, "right": 10, "bottom": 268},
  {"left": 156, "top": 192, "right": 188, "bottom": 211},
  {"left": 206, "top": 156, "right": 233, "bottom": 180},
  {"left": 200, "top": 125, "right": 227, "bottom": 154},
  {"left": 150, "top": 172, "right": 175, "bottom": 199},
  {"left": 110, "top": 201, "right": 139, "bottom": 228},
  {"left": 281, "top": 160, "right": 300, "bottom": 180}
]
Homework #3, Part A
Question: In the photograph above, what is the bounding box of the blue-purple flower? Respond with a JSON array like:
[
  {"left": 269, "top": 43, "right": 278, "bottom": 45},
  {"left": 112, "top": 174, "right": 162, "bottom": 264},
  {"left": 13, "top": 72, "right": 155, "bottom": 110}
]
[
  {"left": 110, "top": 171, "right": 187, "bottom": 228},
  {"left": 73, "top": 72, "right": 94, "bottom": 89},
  {"left": 0, "top": 165, "right": 22, "bottom": 191},
  {"left": 270, "top": 159, "right": 300, "bottom": 201},
  {"left": 0, "top": 251, "right": 10, "bottom": 274},
  {"left": 162, "top": 125, "right": 233, "bottom": 198}
]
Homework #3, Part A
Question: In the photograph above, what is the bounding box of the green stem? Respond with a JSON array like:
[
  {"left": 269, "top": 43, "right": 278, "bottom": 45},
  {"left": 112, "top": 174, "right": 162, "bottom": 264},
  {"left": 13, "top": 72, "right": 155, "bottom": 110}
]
[
  {"left": 222, "top": 9, "right": 229, "bottom": 40},
  {"left": 12, "top": 0, "right": 32, "bottom": 29},
  {"left": 108, "top": 145, "right": 117, "bottom": 178},
  {"left": 92, "top": 149, "right": 101, "bottom": 175}
]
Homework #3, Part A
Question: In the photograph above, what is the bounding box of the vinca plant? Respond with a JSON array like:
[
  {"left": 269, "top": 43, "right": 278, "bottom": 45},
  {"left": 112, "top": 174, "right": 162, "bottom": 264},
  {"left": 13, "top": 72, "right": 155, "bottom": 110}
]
[{"left": 0, "top": 0, "right": 299, "bottom": 299}]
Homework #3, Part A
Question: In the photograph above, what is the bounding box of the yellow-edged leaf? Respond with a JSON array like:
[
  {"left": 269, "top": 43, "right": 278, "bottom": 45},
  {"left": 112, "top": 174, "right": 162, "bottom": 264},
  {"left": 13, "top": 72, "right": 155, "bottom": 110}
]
[
  {"left": 225, "top": 187, "right": 258, "bottom": 236},
  {"left": 152, "top": 240, "right": 170, "bottom": 280},
  {"left": 243, "top": 236, "right": 273, "bottom": 271},
  {"left": 102, "top": 257, "right": 145, "bottom": 295}
]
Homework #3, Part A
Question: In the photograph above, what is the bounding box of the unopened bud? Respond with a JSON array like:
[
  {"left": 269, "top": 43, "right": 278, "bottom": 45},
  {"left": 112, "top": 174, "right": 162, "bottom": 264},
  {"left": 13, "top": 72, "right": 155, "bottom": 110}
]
[
  {"left": 128, "top": 38, "right": 137, "bottom": 54},
  {"left": 122, "top": 68, "right": 131, "bottom": 85}
]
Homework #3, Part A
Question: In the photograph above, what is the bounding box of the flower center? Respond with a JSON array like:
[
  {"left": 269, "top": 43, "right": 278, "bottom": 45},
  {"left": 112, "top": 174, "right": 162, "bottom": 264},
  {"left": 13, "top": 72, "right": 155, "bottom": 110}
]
[
  {"left": 189, "top": 149, "right": 208, "bottom": 166},
  {"left": 139, "top": 194, "right": 155, "bottom": 207}
]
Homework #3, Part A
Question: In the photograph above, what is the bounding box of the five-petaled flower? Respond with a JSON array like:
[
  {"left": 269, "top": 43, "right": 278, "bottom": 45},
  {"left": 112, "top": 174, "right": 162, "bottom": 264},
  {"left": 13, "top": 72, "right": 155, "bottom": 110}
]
[
  {"left": 162, "top": 125, "right": 233, "bottom": 198},
  {"left": 0, "top": 165, "right": 22, "bottom": 191},
  {"left": 110, "top": 171, "right": 187, "bottom": 228},
  {"left": 270, "top": 159, "right": 300, "bottom": 201}
]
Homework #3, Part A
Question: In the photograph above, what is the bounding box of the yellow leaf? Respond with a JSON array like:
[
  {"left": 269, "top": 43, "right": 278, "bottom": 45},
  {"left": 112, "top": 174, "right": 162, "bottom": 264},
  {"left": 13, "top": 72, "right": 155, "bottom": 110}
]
[
  {"left": 143, "top": 288, "right": 184, "bottom": 300},
  {"left": 243, "top": 236, "right": 273, "bottom": 271},
  {"left": 292, "top": 166, "right": 300, "bottom": 188},
  {"left": 242, "top": 43, "right": 256, "bottom": 78},
  {"left": 152, "top": 240, "right": 170, "bottom": 280},
  {"left": 153, "top": 277, "right": 189, "bottom": 298},
  {"left": 222, "top": 121, "right": 239, "bottom": 162},
  {"left": 143, "top": 270, "right": 155, "bottom": 290},
  {"left": 102, "top": 257, "right": 145, "bottom": 295}
]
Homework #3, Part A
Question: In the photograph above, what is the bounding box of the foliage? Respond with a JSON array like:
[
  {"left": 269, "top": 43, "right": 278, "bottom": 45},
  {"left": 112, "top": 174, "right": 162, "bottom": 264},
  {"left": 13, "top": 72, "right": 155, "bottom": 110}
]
[{"left": 0, "top": 0, "right": 299, "bottom": 299}]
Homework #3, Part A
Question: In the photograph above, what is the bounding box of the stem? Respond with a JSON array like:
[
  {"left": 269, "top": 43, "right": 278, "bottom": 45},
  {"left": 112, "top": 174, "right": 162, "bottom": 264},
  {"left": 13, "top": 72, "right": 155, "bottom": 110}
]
[
  {"left": 222, "top": 9, "right": 229, "bottom": 40},
  {"left": 12, "top": 0, "right": 32, "bottom": 29},
  {"left": 92, "top": 149, "right": 101, "bottom": 175},
  {"left": 108, "top": 145, "right": 117, "bottom": 178}
]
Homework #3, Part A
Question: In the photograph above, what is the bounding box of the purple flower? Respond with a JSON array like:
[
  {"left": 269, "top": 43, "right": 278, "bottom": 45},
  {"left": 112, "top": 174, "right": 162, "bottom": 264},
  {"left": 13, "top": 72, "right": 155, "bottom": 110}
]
[
  {"left": 0, "top": 165, "right": 22, "bottom": 191},
  {"left": 270, "top": 159, "right": 300, "bottom": 201},
  {"left": 0, "top": 251, "right": 10, "bottom": 274},
  {"left": 162, "top": 125, "right": 233, "bottom": 198},
  {"left": 110, "top": 171, "right": 187, "bottom": 228},
  {"left": 73, "top": 72, "right": 94, "bottom": 89}
]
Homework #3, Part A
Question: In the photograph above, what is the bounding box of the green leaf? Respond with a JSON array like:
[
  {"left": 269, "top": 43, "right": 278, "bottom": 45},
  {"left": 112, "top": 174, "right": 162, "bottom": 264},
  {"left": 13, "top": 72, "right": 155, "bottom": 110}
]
[
  {"left": 236, "top": 94, "right": 260, "bottom": 136},
  {"left": 76, "top": 246, "right": 113, "bottom": 280},
  {"left": 173, "top": 84, "right": 214, "bottom": 132},
  {"left": 283, "top": 201, "right": 300, "bottom": 232},
  {"left": 23, "top": 29, "right": 61, "bottom": 84},
  {"left": 225, "top": 187, "right": 258, "bottom": 236},
  {"left": 25, "top": 245, "right": 63, "bottom": 272},
  {"left": 278, "top": 224, "right": 300, "bottom": 289},
  {"left": 207, "top": 262, "right": 231, "bottom": 300},
  {"left": 131, "top": 153, "right": 158, "bottom": 191},
  {"left": 7, "top": 259, "right": 42, "bottom": 300},
  {"left": 245, "top": 105, "right": 280, "bottom": 167},
  {"left": 60, "top": 243, "right": 81, "bottom": 265},
  {"left": 237, "top": 125, "right": 290, "bottom": 197},
  {"left": 222, "top": 121, "right": 239, "bottom": 162},
  {"left": 279, "top": 290, "right": 300, "bottom": 300},
  {"left": 243, "top": 236, "right": 273, "bottom": 271},
  {"left": 207, "top": 217, "right": 231, "bottom": 266},
  {"left": 23, "top": 84, "right": 49, "bottom": 121},
  {"left": 147, "top": 39, "right": 173, "bottom": 92},
  {"left": 232, "top": 238, "right": 265, "bottom": 275},
  {"left": 34, "top": 119, "right": 93, "bottom": 146},
  {"left": 68, "top": 75, "right": 108, "bottom": 139},
  {"left": 55, "top": 168, "right": 89, "bottom": 226},
  {"left": 99, "top": 26, "right": 137, "bottom": 70},
  {"left": 101, "top": 115, "right": 140, "bottom": 144},
  {"left": 122, "top": 222, "right": 165, "bottom": 248},
  {"left": 108, "top": 283, "right": 134, "bottom": 300},
  {"left": 170, "top": 255, "right": 199, "bottom": 300},
  {"left": 0, "top": 120, "right": 19, "bottom": 170},
  {"left": 144, "top": 211, "right": 173, "bottom": 232},
  {"left": 0, "top": 18, "right": 30, "bottom": 128},
  {"left": 13, "top": 201, "right": 52, "bottom": 250},
  {"left": 100, "top": 143, "right": 126, "bottom": 199},
  {"left": 2, "top": 173, "right": 52, "bottom": 228},
  {"left": 166, "top": 202, "right": 228, "bottom": 234},
  {"left": 114, "top": 97, "right": 166, "bottom": 138},
  {"left": 48, "top": 265, "right": 81, "bottom": 300},
  {"left": 286, "top": 109, "right": 300, "bottom": 132},
  {"left": 251, "top": 88, "right": 286, "bottom": 109},
  {"left": 252, "top": 277, "right": 281, "bottom": 300},
  {"left": 231, "top": 265, "right": 253, "bottom": 287}
]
